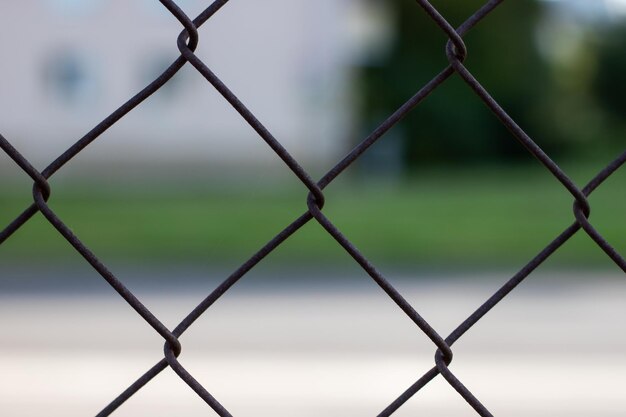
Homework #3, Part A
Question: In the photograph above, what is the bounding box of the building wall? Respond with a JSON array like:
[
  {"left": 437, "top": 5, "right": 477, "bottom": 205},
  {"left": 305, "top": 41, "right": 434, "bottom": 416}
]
[{"left": 0, "top": 0, "right": 358, "bottom": 174}]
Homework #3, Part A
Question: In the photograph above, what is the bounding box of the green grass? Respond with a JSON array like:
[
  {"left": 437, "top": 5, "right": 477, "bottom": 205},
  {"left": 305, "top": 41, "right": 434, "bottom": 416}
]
[{"left": 1, "top": 166, "right": 624, "bottom": 267}]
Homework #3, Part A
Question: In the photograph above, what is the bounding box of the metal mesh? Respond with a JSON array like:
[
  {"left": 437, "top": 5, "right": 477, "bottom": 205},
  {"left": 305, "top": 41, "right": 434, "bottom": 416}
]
[{"left": 1, "top": 0, "right": 625, "bottom": 416}]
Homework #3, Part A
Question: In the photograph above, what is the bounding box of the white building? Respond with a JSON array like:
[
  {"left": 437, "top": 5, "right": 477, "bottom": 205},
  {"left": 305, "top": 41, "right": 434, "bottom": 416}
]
[{"left": 0, "top": 0, "right": 372, "bottom": 177}]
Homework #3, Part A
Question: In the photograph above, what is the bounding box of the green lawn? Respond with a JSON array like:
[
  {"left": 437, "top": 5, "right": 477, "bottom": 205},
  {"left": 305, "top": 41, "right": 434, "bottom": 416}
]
[{"left": 1, "top": 166, "right": 624, "bottom": 268}]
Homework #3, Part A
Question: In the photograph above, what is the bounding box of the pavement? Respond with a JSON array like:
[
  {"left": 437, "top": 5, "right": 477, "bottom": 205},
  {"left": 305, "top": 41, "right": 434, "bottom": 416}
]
[{"left": 1, "top": 268, "right": 625, "bottom": 416}]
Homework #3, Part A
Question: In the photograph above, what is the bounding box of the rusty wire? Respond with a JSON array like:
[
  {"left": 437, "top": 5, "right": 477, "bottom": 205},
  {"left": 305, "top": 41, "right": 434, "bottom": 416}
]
[{"left": 1, "top": 0, "right": 625, "bottom": 415}]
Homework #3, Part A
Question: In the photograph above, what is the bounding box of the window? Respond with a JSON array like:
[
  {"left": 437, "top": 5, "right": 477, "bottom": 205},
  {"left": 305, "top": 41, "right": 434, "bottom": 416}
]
[{"left": 42, "top": 51, "right": 98, "bottom": 106}]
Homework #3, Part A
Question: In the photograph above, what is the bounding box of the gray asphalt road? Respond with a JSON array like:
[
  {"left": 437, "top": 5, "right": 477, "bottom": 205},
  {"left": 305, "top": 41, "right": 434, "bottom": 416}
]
[{"left": 1, "top": 270, "right": 625, "bottom": 416}]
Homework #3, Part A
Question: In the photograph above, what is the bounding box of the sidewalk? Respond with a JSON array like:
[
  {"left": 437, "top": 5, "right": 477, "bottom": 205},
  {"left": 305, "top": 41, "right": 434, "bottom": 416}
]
[{"left": 1, "top": 271, "right": 625, "bottom": 416}]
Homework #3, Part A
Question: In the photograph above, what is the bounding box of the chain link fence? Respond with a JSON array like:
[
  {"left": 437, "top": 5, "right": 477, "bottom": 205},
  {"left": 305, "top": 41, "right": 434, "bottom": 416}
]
[{"left": 1, "top": 0, "right": 625, "bottom": 415}]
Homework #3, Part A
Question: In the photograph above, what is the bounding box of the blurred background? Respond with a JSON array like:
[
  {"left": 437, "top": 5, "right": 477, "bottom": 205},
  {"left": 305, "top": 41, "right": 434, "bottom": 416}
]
[{"left": 1, "top": 0, "right": 625, "bottom": 416}]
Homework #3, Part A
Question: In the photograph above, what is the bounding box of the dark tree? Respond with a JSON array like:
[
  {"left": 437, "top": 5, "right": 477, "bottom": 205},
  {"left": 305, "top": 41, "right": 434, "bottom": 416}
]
[
  {"left": 357, "top": 0, "right": 555, "bottom": 171},
  {"left": 592, "top": 24, "right": 626, "bottom": 147}
]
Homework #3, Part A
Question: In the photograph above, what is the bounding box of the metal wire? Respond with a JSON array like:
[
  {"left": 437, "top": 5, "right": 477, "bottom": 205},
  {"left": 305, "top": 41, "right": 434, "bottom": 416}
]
[{"left": 1, "top": 0, "right": 625, "bottom": 415}]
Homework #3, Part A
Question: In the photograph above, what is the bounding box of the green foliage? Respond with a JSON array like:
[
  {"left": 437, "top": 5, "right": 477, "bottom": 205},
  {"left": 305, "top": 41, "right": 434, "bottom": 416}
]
[
  {"left": 592, "top": 23, "right": 626, "bottom": 146},
  {"left": 357, "top": 1, "right": 558, "bottom": 170}
]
